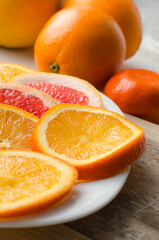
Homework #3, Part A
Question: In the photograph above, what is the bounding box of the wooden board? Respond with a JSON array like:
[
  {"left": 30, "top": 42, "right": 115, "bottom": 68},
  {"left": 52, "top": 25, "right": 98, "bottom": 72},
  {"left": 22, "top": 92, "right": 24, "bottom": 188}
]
[{"left": 0, "top": 115, "right": 158, "bottom": 240}]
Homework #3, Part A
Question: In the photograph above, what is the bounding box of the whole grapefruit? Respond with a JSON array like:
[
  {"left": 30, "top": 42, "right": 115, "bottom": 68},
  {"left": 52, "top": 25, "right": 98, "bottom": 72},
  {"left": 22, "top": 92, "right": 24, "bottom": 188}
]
[{"left": 0, "top": 0, "right": 59, "bottom": 48}]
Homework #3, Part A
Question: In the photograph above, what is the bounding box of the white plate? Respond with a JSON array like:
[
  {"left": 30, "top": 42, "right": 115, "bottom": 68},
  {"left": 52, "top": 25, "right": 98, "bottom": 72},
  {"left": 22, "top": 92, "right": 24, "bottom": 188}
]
[{"left": 0, "top": 93, "right": 130, "bottom": 228}]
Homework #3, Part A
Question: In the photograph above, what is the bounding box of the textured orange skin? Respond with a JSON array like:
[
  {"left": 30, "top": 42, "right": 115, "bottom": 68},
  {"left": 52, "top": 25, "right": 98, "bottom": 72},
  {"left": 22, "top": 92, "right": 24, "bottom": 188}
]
[
  {"left": 0, "top": 149, "right": 78, "bottom": 218},
  {"left": 104, "top": 69, "right": 159, "bottom": 124},
  {"left": 0, "top": 0, "right": 59, "bottom": 48},
  {"left": 30, "top": 104, "right": 146, "bottom": 181},
  {"left": 63, "top": 0, "right": 142, "bottom": 59},
  {"left": 34, "top": 7, "right": 126, "bottom": 89}
]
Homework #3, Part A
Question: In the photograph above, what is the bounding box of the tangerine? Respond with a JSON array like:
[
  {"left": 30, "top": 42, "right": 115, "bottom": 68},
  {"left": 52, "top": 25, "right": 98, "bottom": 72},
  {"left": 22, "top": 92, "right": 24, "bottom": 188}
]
[{"left": 104, "top": 69, "right": 159, "bottom": 124}]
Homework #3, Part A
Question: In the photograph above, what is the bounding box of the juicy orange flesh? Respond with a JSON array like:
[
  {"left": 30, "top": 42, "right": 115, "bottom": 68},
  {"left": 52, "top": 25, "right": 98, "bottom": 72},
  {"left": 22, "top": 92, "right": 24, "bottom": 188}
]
[
  {"left": 0, "top": 65, "right": 32, "bottom": 83},
  {"left": 0, "top": 109, "right": 36, "bottom": 150},
  {"left": 46, "top": 110, "right": 133, "bottom": 160},
  {"left": 0, "top": 155, "right": 61, "bottom": 204}
]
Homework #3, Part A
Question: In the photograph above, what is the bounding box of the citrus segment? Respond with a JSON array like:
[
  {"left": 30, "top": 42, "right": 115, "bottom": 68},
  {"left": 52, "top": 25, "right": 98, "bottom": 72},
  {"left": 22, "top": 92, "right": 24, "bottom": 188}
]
[
  {"left": 28, "top": 83, "right": 89, "bottom": 105},
  {"left": 0, "top": 83, "right": 58, "bottom": 117},
  {"left": 0, "top": 150, "right": 77, "bottom": 217},
  {"left": 0, "top": 63, "right": 34, "bottom": 83},
  {"left": 45, "top": 111, "right": 133, "bottom": 160},
  {"left": 31, "top": 104, "right": 146, "bottom": 180},
  {"left": 11, "top": 73, "right": 103, "bottom": 107},
  {"left": 0, "top": 104, "right": 38, "bottom": 150}
]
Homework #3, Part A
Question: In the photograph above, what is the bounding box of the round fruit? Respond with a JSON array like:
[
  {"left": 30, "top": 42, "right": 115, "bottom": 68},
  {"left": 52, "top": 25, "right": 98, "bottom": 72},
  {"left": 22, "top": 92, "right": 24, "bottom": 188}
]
[
  {"left": 0, "top": 0, "right": 59, "bottom": 48},
  {"left": 0, "top": 150, "right": 77, "bottom": 217},
  {"left": 0, "top": 63, "right": 34, "bottom": 83},
  {"left": 31, "top": 103, "right": 145, "bottom": 180},
  {"left": 11, "top": 72, "right": 103, "bottom": 107},
  {"left": 0, "top": 83, "right": 58, "bottom": 117},
  {"left": 0, "top": 103, "right": 38, "bottom": 150},
  {"left": 104, "top": 69, "right": 159, "bottom": 124},
  {"left": 34, "top": 7, "right": 126, "bottom": 89},
  {"left": 63, "top": 0, "right": 142, "bottom": 59}
]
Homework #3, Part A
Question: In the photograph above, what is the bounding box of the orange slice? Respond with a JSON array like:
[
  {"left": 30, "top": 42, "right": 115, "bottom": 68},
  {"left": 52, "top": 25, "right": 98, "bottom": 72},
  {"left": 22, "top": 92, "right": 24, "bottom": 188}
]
[
  {"left": 0, "top": 63, "right": 34, "bottom": 83},
  {"left": 0, "top": 104, "right": 38, "bottom": 150},
  {"left": 0, "top": 150, "right": 77, "bottom": 218},
  {"left": 10, "top": 72, "right": 103, "bottom": 107},
  {"left": 0, "top": 83, "right": 58, "bottom": 117},
  {"left": 31, "top": 104, "right": 146, "bottom": 180}
]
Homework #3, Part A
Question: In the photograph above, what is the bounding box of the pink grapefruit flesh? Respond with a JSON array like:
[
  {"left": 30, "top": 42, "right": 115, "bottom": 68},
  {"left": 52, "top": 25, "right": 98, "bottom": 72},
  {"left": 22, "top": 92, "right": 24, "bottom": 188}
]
[
  {"left": 26, "top": 83, "right": 89, "bottom": 105},
  {"left": 10, "top": 73, "right": 103, "bottom": 108},
  {"left": 0, "top": 84, "right": 58, "bottom": 118}
]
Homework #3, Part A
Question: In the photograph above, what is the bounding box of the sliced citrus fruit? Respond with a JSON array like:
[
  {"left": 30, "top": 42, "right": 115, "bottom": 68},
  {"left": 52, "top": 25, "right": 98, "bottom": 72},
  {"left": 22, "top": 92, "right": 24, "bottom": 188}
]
[
  {"left": 0, "top": 63, "right": 34, "bottom": 83},
  {"left": 10, "top": 72, "right": 103, "bottom": 107},
  {"left": 0, "top": 104, "right": 38, "bottom": 150},
  {"left": 0, "top": 83, "right": 58, "bottom": 117},
  {"left": 31, "top": 104, "right": 146, "bottom": 180},
  {"left": 0, "top": 150, "right": 77, "bottom": 218}
]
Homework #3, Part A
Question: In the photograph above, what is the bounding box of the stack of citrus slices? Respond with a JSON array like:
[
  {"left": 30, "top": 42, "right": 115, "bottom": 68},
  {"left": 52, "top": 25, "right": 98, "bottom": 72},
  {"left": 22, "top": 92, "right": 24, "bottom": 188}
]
[{"left": 0, "top": 63, "right": 146, "bottom": 218}]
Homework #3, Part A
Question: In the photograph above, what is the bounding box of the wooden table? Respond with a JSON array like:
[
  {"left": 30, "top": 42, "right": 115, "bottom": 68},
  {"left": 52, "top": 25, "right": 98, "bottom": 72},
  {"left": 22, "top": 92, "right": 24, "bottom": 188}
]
[{"left": 0, "top": 115, "right": 158, "bottom": 240}]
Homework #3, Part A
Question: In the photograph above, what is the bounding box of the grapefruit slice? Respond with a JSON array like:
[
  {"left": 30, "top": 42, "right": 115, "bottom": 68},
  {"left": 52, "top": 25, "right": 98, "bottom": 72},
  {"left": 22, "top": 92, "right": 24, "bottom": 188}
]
[
  {"left": 31, "top": 103, "right": 146, "bottom": 180},
  {"left": 0, "top": 104, "right": 38, "bottom": 150},
  {"left": 0, "top": 83, "right": 59, "bottom": 117},
  {"left": 0, "top": 150, "right": 77, "bottom": 218},
  {"left": 0, "top": 63, "right": 34, "bottom": 83},
  {"left": 10, "top": 72, "right": 103, "bottom": 107}
]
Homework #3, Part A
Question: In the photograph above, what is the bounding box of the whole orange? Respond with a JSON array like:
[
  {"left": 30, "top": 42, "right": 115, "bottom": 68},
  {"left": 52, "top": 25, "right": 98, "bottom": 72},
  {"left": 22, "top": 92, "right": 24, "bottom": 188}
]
[
  {"left": 34, "top": 7, "right": 126, "bottom": 89},
  {"left": 0, "top": 0, "right": 59, "bottom": 48},
  {"left": 63, "top": 0, "right": 142, "bottom": 59},
  {"left": 104, "top": 69, "right": 159, "bottom": 124}
]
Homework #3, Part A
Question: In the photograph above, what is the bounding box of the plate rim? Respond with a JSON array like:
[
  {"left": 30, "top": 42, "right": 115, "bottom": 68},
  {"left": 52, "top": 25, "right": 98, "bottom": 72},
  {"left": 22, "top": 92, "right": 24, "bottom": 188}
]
[{"left": 0, "top": 92, "right": 130, "bottom": 228}]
